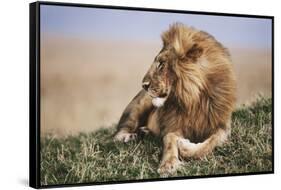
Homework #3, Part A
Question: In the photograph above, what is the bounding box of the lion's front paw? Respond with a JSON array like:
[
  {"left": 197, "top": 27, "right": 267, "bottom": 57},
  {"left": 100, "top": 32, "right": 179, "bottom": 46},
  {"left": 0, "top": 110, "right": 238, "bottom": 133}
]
[
  {"left": 157, "top": 157, "right": 181, "bottom": 177},
  {"left": 114, "top": 130, "right": 137, "bottom": 143}
]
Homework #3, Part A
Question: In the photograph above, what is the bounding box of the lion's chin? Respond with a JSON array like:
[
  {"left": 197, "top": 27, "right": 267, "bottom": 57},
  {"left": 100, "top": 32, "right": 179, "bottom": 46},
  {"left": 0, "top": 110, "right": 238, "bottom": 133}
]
[{"left": 152, "top": 97, "right": 167, "bottom": 107}]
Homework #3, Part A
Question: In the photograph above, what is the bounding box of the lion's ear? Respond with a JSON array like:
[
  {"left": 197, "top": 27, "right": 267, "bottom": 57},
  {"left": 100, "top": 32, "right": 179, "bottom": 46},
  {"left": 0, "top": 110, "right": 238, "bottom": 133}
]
[{"left": 185, "top": 43, "right": 203, "bottom": 62}]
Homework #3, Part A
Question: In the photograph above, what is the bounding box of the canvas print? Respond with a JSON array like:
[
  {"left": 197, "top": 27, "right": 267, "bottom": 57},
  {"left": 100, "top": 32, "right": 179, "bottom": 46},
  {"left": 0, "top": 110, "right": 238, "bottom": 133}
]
[{"left": 31, "top": 2, "right": 273, "bottom": 188}]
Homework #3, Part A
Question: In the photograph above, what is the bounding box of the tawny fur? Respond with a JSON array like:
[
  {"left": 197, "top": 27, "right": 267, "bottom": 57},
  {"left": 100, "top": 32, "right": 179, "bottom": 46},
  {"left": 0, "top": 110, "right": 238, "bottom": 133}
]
[{"left": 114, "top": 23, "right": 236, "bottom": 176}]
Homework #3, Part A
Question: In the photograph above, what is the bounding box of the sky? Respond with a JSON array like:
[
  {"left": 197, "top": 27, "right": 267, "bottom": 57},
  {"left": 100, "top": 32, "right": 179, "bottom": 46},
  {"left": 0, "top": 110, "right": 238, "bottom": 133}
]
[{"left": 40, "top": 4, "right": 272, "bottom": 49}]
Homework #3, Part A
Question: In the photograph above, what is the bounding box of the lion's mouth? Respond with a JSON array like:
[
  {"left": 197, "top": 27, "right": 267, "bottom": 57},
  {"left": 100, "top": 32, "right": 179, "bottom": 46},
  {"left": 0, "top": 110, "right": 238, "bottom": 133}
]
[
  {"left": 147, "top": 90, "right": 168, "bottom": 99},
  {"left": 148, "top": 93, "right": 168, "bottom": 99},
  {"left": 158, "top": 92, "right": 168, "bottom": 98}
]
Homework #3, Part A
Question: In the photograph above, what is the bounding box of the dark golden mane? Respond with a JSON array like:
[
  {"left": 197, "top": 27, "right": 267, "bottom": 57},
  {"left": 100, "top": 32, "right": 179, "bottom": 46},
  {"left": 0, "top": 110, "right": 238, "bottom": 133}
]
[{"left": 160, "top": 23, "right": 236, "bottom": 142}]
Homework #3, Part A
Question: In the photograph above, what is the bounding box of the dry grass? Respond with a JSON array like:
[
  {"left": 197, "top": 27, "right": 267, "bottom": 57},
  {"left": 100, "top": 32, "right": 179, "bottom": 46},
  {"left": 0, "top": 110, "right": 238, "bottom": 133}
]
[{"left": 40, "top": 97, "right": 272, "bottom": 186}]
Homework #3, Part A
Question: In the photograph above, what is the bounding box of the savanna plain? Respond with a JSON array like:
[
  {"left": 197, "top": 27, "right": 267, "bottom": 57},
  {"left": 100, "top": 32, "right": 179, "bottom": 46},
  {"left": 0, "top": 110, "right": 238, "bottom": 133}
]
[{"left": 40, "top": 36, "right": 272, "bottom": 185}]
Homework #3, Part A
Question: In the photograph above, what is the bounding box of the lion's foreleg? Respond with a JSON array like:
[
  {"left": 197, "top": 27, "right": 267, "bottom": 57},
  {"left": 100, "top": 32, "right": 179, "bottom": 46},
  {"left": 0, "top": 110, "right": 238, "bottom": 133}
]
[{"left": 158, "top": 133, "right": 182, "bottom": 176}]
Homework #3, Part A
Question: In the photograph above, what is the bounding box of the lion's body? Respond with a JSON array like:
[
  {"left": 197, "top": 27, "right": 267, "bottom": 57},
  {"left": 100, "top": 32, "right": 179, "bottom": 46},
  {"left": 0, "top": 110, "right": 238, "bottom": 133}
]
[{"left": 114, "top": 23, "right": 236, "bottom": 175}]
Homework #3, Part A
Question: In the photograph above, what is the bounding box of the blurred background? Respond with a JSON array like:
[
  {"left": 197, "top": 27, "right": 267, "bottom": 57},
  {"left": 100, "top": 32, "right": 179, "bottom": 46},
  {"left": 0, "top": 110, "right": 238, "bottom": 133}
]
[{"left": 40, "top": 5, "right": 272, "bottom": 137}]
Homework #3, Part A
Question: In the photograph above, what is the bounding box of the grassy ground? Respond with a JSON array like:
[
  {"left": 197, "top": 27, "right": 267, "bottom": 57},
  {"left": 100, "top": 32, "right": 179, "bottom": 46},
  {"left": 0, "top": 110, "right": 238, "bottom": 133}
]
[{"left": 40, "top": 97, "right": 272, "bottom": 186}]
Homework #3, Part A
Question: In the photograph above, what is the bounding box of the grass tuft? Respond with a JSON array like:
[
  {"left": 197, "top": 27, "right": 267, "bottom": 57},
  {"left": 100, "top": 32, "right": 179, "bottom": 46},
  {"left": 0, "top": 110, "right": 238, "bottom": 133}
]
[{"left": 40, "top": 97, "right": 272, "bottom": 185}]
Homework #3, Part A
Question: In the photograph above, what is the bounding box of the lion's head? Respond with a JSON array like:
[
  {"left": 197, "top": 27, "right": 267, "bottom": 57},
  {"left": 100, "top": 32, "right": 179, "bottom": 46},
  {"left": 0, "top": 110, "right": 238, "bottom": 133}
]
[
  {"left": 142, "top": 23, "right": 206, "bottom": 108},
  {"left": 141, "top": 45, "right": 176, "bottom": 107}
]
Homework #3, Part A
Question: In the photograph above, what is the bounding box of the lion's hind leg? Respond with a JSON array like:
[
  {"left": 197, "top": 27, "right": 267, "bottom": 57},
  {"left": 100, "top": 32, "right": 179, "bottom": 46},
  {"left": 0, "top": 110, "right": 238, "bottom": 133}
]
[
  {"left": 114, "top": 90, "right": 153, "bottom": 143},
  {"left": 177, "top": 128, "right": 230, "bottom": 159}
]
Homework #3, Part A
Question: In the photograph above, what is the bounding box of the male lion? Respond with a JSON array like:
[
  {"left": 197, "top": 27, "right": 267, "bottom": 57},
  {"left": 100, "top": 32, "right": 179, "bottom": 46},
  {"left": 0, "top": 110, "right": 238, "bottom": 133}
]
[{"left": 114, "top": 23, "right": 236, "bottom": 176}]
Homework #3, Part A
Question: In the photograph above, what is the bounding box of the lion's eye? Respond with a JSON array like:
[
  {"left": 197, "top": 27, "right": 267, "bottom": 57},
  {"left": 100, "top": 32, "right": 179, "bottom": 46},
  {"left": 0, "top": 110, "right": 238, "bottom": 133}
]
[{"left": 157, "top": 61, "right": 165, "bottom": 70}]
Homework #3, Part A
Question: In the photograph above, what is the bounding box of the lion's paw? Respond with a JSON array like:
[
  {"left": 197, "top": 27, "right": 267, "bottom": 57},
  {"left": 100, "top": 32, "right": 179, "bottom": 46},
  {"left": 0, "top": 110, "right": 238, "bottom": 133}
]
[
  {"left": 114, "top": 131, "right": 137, "bottom": 143},
  {"left": 157, "top": 157, "right": 181, "bottom": 177}
]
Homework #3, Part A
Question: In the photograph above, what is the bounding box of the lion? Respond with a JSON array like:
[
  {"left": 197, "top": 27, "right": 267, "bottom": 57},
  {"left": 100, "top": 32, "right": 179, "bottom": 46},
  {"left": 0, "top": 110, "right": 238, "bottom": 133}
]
[{"left": 114, "top": 23, "right": 236, "bottom": 176}]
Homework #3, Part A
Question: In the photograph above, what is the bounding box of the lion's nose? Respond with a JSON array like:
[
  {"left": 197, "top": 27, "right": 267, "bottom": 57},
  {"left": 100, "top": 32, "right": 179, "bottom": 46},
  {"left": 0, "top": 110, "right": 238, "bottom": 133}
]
[{"left": 142, "top": 81, "right": 150, "bottom": 91}]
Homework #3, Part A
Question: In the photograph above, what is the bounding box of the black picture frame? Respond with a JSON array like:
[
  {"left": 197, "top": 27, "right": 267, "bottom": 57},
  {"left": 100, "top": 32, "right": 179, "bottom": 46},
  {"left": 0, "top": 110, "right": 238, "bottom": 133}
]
[{"left": 29, "top": 1, "right": 274, "bottom": 189}]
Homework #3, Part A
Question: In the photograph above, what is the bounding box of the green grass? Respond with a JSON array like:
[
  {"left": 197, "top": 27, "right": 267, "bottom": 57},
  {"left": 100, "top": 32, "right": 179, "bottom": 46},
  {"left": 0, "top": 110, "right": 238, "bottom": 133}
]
[{"left": 40, "top": 97, "right": 273, "bottom": 186}]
